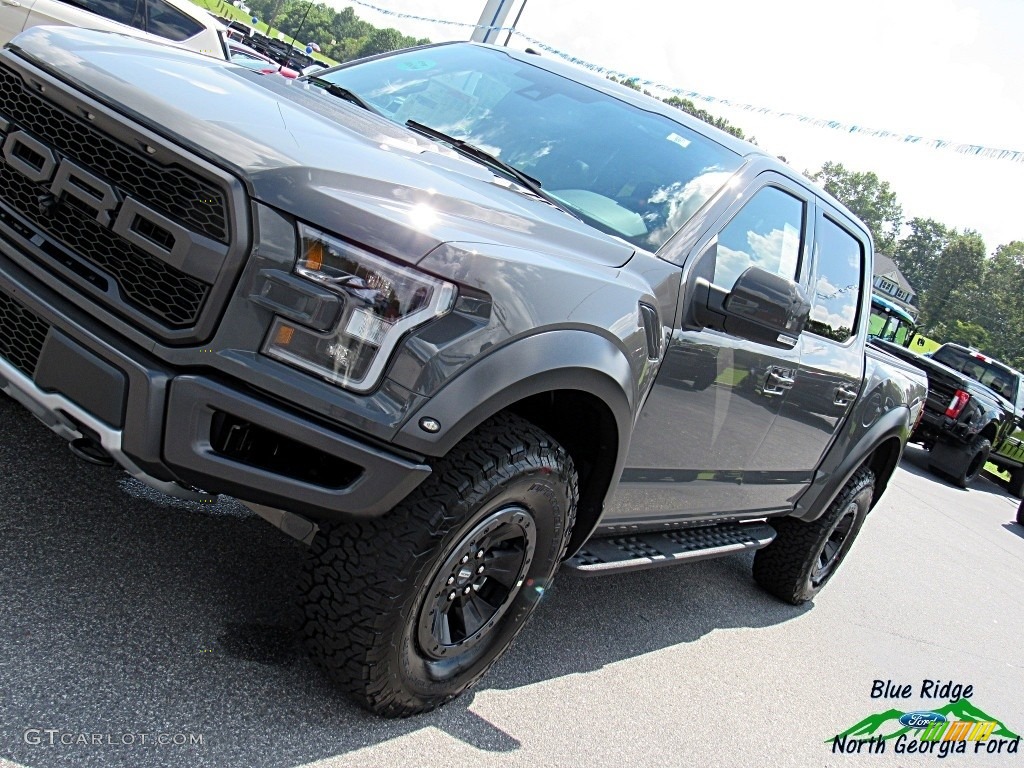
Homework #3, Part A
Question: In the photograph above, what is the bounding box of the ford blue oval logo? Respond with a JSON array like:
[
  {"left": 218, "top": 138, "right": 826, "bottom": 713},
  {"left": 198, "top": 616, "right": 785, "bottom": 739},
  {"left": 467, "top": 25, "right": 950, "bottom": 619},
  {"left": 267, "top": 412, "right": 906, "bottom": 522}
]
[{"left": 899, "top": 711, "right": 947, "bottom": 728}]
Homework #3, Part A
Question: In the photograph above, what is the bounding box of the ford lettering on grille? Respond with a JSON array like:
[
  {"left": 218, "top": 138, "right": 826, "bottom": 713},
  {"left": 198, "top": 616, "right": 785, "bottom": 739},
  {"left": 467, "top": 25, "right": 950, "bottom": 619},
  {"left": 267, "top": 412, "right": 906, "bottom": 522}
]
[
  {"left": 0, "top": 63, "right": 240, "bottom": 336},
  {"left": 0, "top": 124, "right": 227, "bottom": 287}
]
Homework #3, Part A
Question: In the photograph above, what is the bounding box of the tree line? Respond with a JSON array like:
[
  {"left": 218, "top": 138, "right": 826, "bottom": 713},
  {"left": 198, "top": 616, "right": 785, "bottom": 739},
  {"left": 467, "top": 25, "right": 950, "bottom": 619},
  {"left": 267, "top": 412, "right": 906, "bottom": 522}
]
[
  {"left": 241, "top": 0, "right": 428, "bottom": 62},
  {"left": 809, "top": 162, "right": 1024, "bottom": 368}
]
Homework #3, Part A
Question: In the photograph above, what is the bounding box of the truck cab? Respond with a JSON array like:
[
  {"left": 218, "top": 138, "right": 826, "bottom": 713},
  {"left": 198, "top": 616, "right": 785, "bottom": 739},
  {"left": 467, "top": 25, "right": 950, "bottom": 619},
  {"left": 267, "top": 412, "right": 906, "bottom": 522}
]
[{"left": 869, "top": 293, "right": 916, "bottom": 347}]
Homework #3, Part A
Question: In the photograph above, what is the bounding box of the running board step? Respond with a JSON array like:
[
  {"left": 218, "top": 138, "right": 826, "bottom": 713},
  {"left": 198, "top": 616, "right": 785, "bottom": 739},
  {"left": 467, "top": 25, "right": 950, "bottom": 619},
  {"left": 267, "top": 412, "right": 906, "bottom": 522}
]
[{"left": 564, "top": 522, "right": 776, "bottom": 576}]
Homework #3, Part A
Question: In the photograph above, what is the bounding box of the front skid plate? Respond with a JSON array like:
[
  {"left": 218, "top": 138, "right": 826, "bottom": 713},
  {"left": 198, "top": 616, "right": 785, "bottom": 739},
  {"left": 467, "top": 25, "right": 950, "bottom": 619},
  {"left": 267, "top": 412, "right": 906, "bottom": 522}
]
[{"left": 565, "top": 522, "right": 776, "bottom": 576}]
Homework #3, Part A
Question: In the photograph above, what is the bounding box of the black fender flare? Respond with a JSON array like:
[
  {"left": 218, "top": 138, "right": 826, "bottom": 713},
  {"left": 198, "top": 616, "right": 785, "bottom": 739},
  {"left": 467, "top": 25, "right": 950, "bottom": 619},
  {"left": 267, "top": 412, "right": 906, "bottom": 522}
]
[
  {"left": 791, "top": 405, "right": 911, "bottom": 522},
  {"left": 392, "top": 329, "right": 636, "bottom": 472},
  {"left": 957, "top": 397, "right": 1002, "bottom": 443}
]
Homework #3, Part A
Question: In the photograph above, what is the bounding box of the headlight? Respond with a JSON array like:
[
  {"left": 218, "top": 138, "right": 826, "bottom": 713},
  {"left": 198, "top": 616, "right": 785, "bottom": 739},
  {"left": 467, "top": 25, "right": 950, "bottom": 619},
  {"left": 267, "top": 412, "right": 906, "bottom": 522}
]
[{"left": 263, "top": 225, "right": 457, "bottom": 392}]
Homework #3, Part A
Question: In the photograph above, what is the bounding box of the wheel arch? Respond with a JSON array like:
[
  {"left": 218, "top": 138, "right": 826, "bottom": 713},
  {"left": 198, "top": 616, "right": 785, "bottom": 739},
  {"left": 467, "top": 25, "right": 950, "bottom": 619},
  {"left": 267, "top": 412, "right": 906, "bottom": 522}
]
[
  {"left": 791, "top": 407, "right": 910, "bottom": 522},
  {"left": 979, "top": 420, "right": 1000, "bottom": 445},
  {"left": 393, "top": 330, "right": 638, "bottom": 555},
  {"left": 863, "top": 434, "right": 903, "bottom": 510}
]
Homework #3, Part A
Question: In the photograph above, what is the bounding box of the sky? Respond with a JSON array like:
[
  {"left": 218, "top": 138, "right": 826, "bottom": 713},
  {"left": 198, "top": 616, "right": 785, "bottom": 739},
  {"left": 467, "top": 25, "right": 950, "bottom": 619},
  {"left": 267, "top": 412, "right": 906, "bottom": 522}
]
[{"left": 328, "top": 0, "right": 1024, "bottom": 253}]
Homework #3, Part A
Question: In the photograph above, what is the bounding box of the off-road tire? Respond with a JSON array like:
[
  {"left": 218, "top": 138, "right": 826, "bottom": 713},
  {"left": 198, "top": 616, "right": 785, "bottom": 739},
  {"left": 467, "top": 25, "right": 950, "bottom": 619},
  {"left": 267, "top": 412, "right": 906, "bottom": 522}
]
[
  {"left": 928, "top": 435, "right": 991, "bottom": 489},
  {"left": 753, "top": 467, "right": 874, "bottom": 605},
  {"left": 299, "top": 412, "right": 578, "bottom": 717},
  {"left": 951, "top": 436, "right": 991, "bottom": 489}
]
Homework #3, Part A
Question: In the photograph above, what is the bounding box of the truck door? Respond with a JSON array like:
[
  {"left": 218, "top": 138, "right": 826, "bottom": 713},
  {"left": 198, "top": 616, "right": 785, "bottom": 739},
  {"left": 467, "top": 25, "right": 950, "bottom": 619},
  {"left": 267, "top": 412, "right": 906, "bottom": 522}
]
[
  {"left": 606, "top": 178, "right": 813, "bottom": 525},
  {"left": 757, "top": 206, "right": 868, "bottom": 501}
]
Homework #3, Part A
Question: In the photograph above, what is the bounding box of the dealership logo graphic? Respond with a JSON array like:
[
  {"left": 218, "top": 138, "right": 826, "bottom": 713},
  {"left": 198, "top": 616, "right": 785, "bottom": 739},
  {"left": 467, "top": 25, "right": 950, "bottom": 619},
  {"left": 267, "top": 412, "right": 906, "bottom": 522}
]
[
  {"left": 899, "top": 710, "right": 946, "bottom": 728},
  {"left": 830, "top": 686, "right": 1020, "bottom": 758}
]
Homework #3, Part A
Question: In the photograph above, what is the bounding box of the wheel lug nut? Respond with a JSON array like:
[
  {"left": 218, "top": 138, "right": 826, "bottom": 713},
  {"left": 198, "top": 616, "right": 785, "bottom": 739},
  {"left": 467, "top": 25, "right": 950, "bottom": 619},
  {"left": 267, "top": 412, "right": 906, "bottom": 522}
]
[
  {"left": 447, "top": 576, "right": 455, "bottom": 585},
  {"left": 447, "top": 591, "right": 456, "bottom": 601},
  {"left": 460, "top": 555, "right": 469, "bottom": 564},
  {"left": 476, "top": 549, "right": 484, "bottom": 559},
  {"left": 476, "top": 565, "right": 485, "bottom": 574},
  {"left": 463, "top": 586, "right": 472, "bottom": 595}
]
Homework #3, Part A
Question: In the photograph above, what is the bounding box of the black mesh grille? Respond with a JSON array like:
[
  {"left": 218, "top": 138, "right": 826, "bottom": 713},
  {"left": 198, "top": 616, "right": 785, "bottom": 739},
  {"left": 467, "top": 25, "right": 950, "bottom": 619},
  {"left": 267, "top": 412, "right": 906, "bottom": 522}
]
[
  {"left": 0, "top": 66, "right": 228, "bottom": 242},
  {"left": 0, "top": 288, "right": 50, "bottom": 378},
  {"left": 0, "top": 161, "right": 208, "bottom": 327}
]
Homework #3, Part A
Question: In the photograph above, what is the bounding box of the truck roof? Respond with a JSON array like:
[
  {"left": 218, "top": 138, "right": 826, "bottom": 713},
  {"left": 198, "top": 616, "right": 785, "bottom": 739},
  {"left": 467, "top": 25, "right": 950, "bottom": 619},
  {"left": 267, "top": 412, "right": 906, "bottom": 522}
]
[{"left": 871, "top": 293, "right": 915, "bottom": 325}]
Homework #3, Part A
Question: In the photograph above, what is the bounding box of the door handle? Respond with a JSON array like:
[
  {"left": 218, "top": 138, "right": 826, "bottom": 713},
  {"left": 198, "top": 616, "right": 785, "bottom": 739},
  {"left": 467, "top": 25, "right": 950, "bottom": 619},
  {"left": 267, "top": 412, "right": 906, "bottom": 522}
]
[
  {"left": 834, "top": 385, "right": 859, "bottom": 406},
  {"left": 762, "top": 367, "right": 796, "bottom": 395}
]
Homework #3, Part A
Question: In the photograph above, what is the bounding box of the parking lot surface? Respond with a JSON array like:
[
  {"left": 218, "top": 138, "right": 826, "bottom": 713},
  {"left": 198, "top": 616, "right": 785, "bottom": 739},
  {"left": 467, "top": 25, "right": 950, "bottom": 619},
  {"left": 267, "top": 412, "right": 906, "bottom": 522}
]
[{"left": 1, "top": 392, "right": 1021, "bottom": 768}]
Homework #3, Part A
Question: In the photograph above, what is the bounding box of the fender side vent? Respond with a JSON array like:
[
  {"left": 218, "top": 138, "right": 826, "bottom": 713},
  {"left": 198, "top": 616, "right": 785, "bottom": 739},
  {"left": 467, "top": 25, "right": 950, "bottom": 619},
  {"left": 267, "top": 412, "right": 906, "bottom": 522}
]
[{"left": 639, "top": 303, "right": 661, "bottom": 360}]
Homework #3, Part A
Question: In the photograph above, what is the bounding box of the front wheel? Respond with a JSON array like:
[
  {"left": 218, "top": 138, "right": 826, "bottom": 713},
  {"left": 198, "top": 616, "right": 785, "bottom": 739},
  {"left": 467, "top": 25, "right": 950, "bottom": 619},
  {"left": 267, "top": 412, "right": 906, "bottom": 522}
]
[
  {"left": 299, "top": 413, "right": 578, "bottom": 717},
  {"left": 753, "top": 467, "right": 874, "bottom": 604}
]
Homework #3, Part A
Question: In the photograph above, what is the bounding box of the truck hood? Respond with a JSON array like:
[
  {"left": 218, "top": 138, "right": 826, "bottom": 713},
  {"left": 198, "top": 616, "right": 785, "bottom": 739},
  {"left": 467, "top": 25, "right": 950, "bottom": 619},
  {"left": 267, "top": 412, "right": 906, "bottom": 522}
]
[{"left": 7, "top": 27, "right": 636, "bottom": 268}]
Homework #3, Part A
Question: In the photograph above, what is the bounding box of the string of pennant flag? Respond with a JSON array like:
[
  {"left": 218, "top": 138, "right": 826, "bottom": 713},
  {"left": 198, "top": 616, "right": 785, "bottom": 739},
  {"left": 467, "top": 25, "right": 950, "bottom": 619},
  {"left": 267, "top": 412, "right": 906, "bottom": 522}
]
[{"left": 342, "top": 0, "right": 1024, "bottom": 163}]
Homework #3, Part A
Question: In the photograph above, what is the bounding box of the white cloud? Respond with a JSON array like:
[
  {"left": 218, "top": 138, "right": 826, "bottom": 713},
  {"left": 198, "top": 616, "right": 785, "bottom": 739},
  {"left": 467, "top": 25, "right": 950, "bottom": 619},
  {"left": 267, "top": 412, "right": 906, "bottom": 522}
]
[{"left": 715, "top": 226, "right": 795, "bottom": 287}]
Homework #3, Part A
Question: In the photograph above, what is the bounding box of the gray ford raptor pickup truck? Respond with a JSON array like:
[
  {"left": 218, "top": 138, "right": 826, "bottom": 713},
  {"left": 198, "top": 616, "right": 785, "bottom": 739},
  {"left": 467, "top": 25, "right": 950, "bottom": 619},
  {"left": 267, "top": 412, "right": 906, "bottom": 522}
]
[{"left": 0, "top": 28, "right": 926, "bottom": 716}]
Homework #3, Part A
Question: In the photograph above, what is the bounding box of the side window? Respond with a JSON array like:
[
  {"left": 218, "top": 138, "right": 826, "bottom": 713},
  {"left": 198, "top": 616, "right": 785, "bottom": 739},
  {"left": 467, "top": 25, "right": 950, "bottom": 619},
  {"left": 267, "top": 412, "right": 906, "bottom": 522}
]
[
  {"left": 57, "top": 0, "right": 142, "bottom": 26},
  {"left": 808, "top": 217, "right": 863, "bottom": 343},
  {"left": 714, "top": 186, "right": 804, "bottom": 289},
  {"left": 145, "top": 0, "right": 204, "bottom": 40}
]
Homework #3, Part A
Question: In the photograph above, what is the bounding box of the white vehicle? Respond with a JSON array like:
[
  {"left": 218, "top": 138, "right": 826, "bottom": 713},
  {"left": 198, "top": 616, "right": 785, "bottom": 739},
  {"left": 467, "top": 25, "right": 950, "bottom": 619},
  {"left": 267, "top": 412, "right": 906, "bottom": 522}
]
[{"left": 0, "top": 0, "right": 228, "bottom": 58}]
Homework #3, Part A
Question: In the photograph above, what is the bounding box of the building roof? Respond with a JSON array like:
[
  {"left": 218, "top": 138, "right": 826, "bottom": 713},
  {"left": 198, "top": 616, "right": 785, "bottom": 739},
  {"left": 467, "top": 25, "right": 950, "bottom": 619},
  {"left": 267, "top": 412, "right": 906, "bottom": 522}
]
[{"left": 873, "top": 253, "right": 916, "bottom": 298}]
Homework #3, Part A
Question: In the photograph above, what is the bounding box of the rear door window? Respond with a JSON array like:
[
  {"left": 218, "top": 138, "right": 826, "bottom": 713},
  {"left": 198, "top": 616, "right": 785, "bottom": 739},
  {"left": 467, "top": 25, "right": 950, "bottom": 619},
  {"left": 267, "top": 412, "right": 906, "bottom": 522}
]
[{"left": 807, "top": 216, "right": 863, "bottom": 343}]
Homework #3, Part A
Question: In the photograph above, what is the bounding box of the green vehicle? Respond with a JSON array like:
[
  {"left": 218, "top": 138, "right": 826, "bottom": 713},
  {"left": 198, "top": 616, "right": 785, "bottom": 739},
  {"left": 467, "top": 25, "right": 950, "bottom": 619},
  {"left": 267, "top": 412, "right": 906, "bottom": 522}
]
[
  {"left": 869, "top": 294, "right": 1024, "bottom": 493},
  {"left": 989, "top": 375, "right": 1024, "bottom": 497},
  {"left": 869, "top": 294, "right": 916, "bottom": 346}
]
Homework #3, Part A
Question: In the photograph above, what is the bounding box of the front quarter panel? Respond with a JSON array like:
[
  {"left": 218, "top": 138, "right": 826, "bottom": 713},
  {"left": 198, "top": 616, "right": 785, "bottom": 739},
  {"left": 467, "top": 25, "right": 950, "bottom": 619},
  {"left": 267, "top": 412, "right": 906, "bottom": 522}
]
[
  {"left": 389, "top": 242, "right": 679, "bottom": 401},
  {"left": 391, "top": 329, "right": 637, "bottom": 461},
  {"left": 390, "top": 243, "right": 681, "bottom": 469}
]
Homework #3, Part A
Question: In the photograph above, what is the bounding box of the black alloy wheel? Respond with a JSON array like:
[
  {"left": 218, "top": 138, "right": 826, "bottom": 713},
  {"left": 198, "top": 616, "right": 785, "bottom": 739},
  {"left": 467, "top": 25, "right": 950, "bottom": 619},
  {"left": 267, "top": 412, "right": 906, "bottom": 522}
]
[{"left": 417, "top": 506, "right": 537, "bottom": 664}]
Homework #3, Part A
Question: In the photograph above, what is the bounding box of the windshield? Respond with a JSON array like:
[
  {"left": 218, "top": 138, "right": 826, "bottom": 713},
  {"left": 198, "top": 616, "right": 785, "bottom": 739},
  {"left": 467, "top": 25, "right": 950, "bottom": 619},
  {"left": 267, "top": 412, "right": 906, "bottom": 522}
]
[
  {"left": 314, "top": 44, "right": 743, "bottom": 251},
  {"left": 869, "top": 299, "right": 915, "bottom": 345},
  {"left": 932, "top": 346, "right": 1020, "bottom": 403}
]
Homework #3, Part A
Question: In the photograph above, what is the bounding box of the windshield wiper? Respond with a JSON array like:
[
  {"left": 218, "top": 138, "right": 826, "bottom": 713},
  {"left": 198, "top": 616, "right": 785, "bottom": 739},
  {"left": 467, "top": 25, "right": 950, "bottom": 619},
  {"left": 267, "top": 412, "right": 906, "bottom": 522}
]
[
  {"left": 307, "top": 78, "right": 380, "bottom": 115},
  {"left": 404, "top": 120, "right": 575, "bottom": 216}
]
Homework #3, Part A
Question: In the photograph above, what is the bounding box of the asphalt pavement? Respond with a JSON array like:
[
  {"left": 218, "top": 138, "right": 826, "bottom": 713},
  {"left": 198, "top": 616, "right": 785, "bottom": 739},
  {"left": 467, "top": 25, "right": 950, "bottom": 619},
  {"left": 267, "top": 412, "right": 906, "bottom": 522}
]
[{"left": 1, "top": 391, "right": 1022, "bottom": 768}]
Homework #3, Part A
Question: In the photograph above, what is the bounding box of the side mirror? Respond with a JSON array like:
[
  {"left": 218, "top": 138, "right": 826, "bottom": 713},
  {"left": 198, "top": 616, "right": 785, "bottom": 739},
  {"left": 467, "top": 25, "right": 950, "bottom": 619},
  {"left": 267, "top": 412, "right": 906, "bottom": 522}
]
[{"left": 691, "top": 266, "right": 810, "bottom": 349}]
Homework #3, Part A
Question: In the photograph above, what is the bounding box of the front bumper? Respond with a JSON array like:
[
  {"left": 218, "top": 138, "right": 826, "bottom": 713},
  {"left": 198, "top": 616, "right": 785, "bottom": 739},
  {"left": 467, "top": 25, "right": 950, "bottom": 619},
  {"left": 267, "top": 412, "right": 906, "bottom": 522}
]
[{"left": 0, "top": 277, "right": 431, "bottom": 522}]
